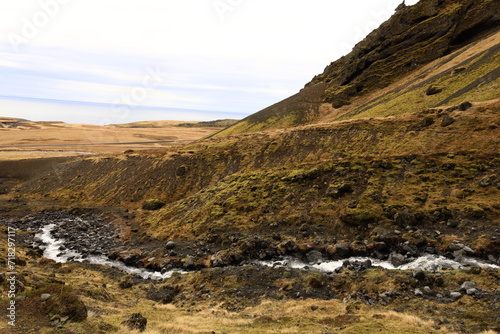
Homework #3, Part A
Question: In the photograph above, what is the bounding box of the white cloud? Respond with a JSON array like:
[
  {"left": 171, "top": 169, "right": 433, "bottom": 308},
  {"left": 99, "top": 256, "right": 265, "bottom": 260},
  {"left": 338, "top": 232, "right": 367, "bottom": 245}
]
[{"left": 0, "top": 0, "right": 423, "bottom": 123}]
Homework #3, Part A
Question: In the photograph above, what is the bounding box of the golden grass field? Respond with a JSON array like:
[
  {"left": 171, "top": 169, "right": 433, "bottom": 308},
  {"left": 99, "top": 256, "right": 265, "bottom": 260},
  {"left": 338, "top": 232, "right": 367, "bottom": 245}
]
[{"left": 0, "top": 118, "right": 224, "bottom": 160}]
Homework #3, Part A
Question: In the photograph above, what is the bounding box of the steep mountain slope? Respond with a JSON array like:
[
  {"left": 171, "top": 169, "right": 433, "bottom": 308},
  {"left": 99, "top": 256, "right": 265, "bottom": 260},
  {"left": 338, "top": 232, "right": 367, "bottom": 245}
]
[
  {"left": 2, "top": 2, "right": 500, "bottom": 333},
  {"left": 216, "top": 0, "right": 500, "bottom": 136}
]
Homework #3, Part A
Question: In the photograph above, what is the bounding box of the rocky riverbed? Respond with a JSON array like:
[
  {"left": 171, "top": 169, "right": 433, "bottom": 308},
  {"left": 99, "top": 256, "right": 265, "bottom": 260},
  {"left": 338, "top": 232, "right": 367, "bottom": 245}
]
[{"left": 2, "top": 210, "right": 499, "bottom": 280}]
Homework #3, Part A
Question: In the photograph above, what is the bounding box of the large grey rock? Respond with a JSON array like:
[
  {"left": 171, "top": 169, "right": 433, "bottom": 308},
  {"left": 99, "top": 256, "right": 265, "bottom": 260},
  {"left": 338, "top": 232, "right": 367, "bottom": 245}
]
[
  {"left": 388, "top": 252, "right": 407, "bottom": 267},
  {"left": 335, "top": 242, "right": 350, "bottom": 257},
  {"left": 306, "top": 250, "right": 324, "bottom": 264},
  {"left": 460, "top": 281, "right": 477, "bottom": 291}
]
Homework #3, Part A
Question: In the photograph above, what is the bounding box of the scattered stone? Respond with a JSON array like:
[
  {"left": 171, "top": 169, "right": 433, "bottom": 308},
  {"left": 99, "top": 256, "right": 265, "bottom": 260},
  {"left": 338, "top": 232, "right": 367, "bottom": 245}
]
[
  {"left": 41, "top": 293, "right": 51, "bottom": 301},
  {"left": 450, "top": 292, "right": 462, "bottom": 300},
  {"left": 280, "top": 239, "right": 298, "bottom": 252},
  {"left": 412, "top": 268, "right": 426, "bottom": 280},
  {"left": 425, "top": 86, "right": 442, "bottom": 96},
  {"left": 50, "top": 315, "right": 60, "bottom": 322},
  {"left": 414, "top": 288, "right": 424, "bottom": 297},
  {"left": 15, "top": 294, "right": 27, "bottom": 301},
  {"left": 326, "top": 183, "right": 353, "bottom": 198},
  {"left": 479, "top": 175, "right": 495, "bottom": 187},
  {"left": 441, "top": 114, "right": 455, "bottom": 127},
  {"left": 166, "top": 241, "right": 176, "bottom": 250},
  {"left": 121, "top": 313, "right": 147, "bottom": 332},
  {"left": 458, "top": 101, "right": 472, "bottom": 111},
  {"left": 421, "top": 117, "right": 435, "bottom": 127},
  {"left": 310, "top": 305, "right": 319, "bottom": 311},
  {"left": 460, "top": 282, "right": 480, "bottom": 296},
  {"left": 183, "top": 255, "right": 196, "bottom": 269},
  {"left": 176, "top": 165, "right": 188, "bottom": 177}
]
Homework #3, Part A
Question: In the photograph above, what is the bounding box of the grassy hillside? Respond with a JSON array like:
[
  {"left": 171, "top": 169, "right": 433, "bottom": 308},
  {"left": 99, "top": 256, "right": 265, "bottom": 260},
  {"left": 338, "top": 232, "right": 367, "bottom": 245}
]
[
  {"left": 1, "top": 1, "right": 499, "bottom": 333},
  {"left": 20, "top": 101, "right": 499, "bottom": 252}
]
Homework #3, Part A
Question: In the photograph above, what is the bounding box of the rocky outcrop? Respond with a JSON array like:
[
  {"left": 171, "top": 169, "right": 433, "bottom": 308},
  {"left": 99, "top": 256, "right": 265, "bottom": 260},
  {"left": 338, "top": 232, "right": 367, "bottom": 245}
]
[{"left": 217, "top": 0, "right": 500, "bottom": 135}]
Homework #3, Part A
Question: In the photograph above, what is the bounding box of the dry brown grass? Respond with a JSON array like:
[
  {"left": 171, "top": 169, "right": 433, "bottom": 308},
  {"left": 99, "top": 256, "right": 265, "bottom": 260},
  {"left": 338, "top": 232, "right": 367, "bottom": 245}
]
[{"left": 0, "top": 120, "right": 222, "bottom": 160}]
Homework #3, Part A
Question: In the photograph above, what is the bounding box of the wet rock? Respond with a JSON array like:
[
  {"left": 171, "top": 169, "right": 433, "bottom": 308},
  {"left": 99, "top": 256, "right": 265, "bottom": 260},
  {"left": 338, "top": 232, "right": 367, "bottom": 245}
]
[
  {"left": 306, "top": 250, "right": 323, "bottom": 264},
  {"left": 121, "top": 313, "right": 147, "bottom": 332},
  {"left": 335, "top": 242, "right": 350, "bottom": 257},
  {"left": 388, "top": 252, "right": 407, "bottom": 267},
  {"left": 343, "top": 259, "right": 372, "bottom": 272}
]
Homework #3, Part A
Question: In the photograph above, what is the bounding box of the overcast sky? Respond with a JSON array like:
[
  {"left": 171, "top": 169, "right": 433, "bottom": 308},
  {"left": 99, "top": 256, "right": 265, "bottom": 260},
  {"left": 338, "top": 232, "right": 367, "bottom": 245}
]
[{"left": 0, "top": 0, "right": 419, "bottom": 124}]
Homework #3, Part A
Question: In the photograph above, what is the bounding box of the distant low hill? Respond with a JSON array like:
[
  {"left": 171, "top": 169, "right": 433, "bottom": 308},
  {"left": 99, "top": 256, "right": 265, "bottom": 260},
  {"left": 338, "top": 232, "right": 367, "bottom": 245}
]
[
  {"left": 111, "top": 119, "right": 238, "bottom": 129},
  {"left": 176, "top": 119, "right": 239, "bottom": 128}
]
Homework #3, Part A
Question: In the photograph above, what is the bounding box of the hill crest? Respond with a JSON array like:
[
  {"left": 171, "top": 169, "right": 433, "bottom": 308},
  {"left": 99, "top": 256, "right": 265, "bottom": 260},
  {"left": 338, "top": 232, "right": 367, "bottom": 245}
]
[{"left": 216, "top": 0, "right": 500, "bottom": 137}]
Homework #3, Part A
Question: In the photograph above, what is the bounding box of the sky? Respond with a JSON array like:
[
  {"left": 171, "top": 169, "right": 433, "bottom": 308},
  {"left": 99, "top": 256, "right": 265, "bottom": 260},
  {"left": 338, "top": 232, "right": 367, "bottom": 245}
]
[{"left": 0, "top": 0, "right": 420, "bottom": 124}]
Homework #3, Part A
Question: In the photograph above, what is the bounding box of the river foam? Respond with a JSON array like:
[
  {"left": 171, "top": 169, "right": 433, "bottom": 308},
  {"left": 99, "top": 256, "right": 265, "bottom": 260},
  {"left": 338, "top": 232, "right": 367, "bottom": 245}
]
[
  {"left": 35, "top": 224, "right": 185, "bottom": 280},
  {"left": 257, "top": 254, "right": 500, "bottom": 273}
]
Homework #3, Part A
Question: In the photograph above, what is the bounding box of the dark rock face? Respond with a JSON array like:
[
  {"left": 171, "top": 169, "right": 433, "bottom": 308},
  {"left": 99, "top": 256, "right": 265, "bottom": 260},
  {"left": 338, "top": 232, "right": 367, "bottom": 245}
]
[
  {"left": 227, "top": 0, "right": 500, "bottom": 130},
  {"left": 121, "top": 313, "right": 147, "bottom": 332},
  {"left": 312, "top": 0, "right": 500, "bottom": 105}
]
